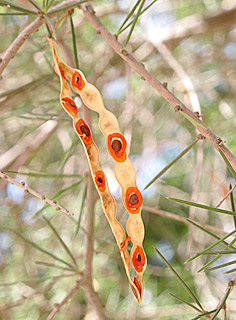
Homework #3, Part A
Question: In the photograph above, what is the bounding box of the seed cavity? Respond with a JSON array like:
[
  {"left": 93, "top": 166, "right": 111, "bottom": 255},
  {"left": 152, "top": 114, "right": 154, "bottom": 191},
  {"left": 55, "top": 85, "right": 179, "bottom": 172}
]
[
  {"left": 80, "top": 125, "right": 90, "bottom": 136},
  {"left": 67, "top": 100, "right": 76, "bottom": 108},
  {"left": 112, "top": 139, "right": 122, "bottom": 152},
  {"left": 129, "top": 194, "right": 139, "bottom": 205}
]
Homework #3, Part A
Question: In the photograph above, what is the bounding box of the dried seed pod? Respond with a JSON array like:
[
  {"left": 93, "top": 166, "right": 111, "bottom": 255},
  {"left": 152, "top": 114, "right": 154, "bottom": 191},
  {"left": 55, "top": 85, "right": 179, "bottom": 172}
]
[{"left": 48, "top": 38, "right": 146, "bottom": 305}]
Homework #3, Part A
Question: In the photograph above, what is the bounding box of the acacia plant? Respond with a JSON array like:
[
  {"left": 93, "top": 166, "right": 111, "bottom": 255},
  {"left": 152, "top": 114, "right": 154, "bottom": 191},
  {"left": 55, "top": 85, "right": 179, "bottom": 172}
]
[{"left": 0, "top": 0, "right": 236, "bottom": 319}]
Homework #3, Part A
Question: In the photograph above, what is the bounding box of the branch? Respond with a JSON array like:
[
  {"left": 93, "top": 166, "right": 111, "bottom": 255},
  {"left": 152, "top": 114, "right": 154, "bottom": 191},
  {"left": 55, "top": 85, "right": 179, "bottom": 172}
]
[
  {"left": 83, "top": 281, "right": 109, "bottom": 320},
  {"left": 0, "top": 0, "right": 87, "bottom": 79},
  {"left": 47, "top": 279, "right": 82, "bottom": 320},
  {"left": 81, "top": 2, "right": 236, "bottom": 173},
  {"left": 0, "top": 171, "right": 74, "bottom": 217}
]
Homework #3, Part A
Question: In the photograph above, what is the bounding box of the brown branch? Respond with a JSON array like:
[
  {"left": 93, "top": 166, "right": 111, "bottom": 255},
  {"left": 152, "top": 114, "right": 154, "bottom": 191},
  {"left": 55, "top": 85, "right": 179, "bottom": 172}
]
[
  {"left": 0, "top": 0, "right": 87, "bottom": 79},
  {"left": 47, "top": 279, "right": 82, "bottom": 320},
  {"left": 142, "top": 206, "right": 226, "bottom": 235},
  {"left": 0, "top": 171, "right": 74, "bottom": 217},
  {"left": 81, "top": 2, "right": 236, "bottom": 173},
  {"left": 83, "top": 280, "right": 109, "bottom": 320}
]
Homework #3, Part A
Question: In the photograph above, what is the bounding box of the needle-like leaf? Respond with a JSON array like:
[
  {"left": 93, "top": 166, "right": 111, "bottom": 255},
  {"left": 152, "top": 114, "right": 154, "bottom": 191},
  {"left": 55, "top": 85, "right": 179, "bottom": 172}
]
[
  {"left": 118, "top": 0, "right": 159, "bottom": 35},
  {"left": 46, "top": 0, "right": 55, "bottom": 11},
  {"left": 144, "top": 139, "right": 198, "bottom": 190},
  {"left": 191, "top": 310, "right": 217, "bottom": 320},
  {"left": 43, "top": 215, "right": 78, "bottom": 268},
  {"left": 4, "top": 170, "right": 82, "bottom": 179},
  {"left": 75, "top": 182, "right": 88, "bottom": 235},
  {"left": 70, "top": 13, "right": 79, "bottom": 69},
  {"left": 218, "top": 149, "right": 236, "bottom": 181},
  {"left": 26, "top": 0, "right": 41, "bottom": 11},
  {"left": 48, "top": 0, "right": 87, "bottom": 14},
  {"left": 205, "top": 259, "right": 236, "bottom": 272},
  {"left": 179, "top": 111, "right": 207, "bottom": 129},
  {"left": 0, "top": 0, "right": 37, "bottom": 14},
  {"left": 123, "top": 0, "right": 146, "bottom": 49},
  {"left": 229, "top": 183, "right": 236, "bottom": 229},
  {"left": 210, "top": 288, "right": 231, "bottom": 320},
  {"left": 224, "top": 267, "right": 236, "bottom": 274},
  {"left": 185, "top": 227, "right": 236, "bottom": 263},
  {"left": 169, "top": 293, "right": 202, "bottom": 313},
  {"left": 45, "top": 15, "right": 57, "bottom": 39},
  {"left": 6, "top": 229, "right": 76, "bottom": 270},
  {"left": 153, "top": 246, "right": 204, "bottom": 311},
  {"left": 186, "top": 219, "right": 236, "bottom": 249},
  {"left": 167, "top": 197, "right": 236, "bottom": 216},
  {"left": 116, "top": 0, "right": 141, "bottom": 36},
  {"left": 0, "top": 12, "right": 29, "bottom": 15},
  {"left": 198, "top": 251, "right": 236, "bottom": 255},
  {"left": 198, "top": 236, "right": 236, "bottom": 272},
  {"left": 35, "top": 260, "right": 77, "bottom": 272}
]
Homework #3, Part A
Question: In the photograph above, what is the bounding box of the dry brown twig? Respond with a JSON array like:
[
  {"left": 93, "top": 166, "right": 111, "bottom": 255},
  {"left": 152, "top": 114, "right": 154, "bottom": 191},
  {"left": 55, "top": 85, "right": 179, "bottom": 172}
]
[
  {"left": 0, "top": 171, "right": 74, "bottom": 217},
  {"left": 80, "top": 2, "right": 236, "bottom": 173},
  {"left": 47, "top": 278, "right": 83, "bottom": 320},
  {"left": 216, "top": 184, "right": 236, "bottom": 208}
]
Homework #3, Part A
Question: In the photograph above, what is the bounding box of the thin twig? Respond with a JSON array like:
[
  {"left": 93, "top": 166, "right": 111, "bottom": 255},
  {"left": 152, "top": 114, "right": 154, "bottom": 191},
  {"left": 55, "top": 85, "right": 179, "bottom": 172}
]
[
  {"left": 81, "top": 2, "right": 236, "bottom": 173},
  {"left": 0, "top": 171, "right": 74, "bottom": 217},
  {"left": 47, "top": 279, "right": 82, "bottom": 320},
  {"left": 216, "top": 184, "right": 236, "bottom": 208}
]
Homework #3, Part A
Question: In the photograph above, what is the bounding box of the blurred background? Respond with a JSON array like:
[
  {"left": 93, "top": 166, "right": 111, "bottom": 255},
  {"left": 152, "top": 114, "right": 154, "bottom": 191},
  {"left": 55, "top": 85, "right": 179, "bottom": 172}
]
[{"left": 0, "top": 0, "right": 236, "bottom": 319}]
